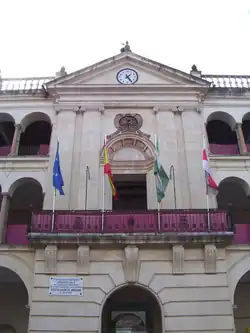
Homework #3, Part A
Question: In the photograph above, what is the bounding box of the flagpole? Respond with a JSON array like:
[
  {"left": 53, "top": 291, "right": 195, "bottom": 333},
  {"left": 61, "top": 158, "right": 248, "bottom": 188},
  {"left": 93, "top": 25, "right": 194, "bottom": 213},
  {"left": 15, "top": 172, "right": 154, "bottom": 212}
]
[
  {"left": 51, "top": 188, "right": 56, "bottom": 232},
  {"left": 203, "top": 135, "right": 211, "bottom": 232},
  {"left": 206, "top": 178, "right": 211, "bottom": 232},
  {"left": 101, "top": 136, "right": 106, "bottom": 232},
  {"left": 169, "top": 165, "right": 177, "bottom": 209},
  {"left": 154, "top": 134, "right": 161, "bottom": 232},
  {"left": 85, "top": 166, "right": 90, "bottom": 210}
]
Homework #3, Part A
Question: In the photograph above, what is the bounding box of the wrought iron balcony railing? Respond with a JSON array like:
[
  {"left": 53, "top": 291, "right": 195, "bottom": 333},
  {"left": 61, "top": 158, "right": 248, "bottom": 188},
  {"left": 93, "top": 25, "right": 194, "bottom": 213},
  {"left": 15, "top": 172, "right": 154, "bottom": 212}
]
[{"left": 29, "top": 209, "right": 231, "bottom": 234}]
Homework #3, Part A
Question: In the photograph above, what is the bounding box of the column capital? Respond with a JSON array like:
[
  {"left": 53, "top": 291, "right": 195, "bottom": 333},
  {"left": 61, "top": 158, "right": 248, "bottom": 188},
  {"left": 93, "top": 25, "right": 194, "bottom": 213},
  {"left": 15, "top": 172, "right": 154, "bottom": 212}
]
[
  {"left": 153, "top": 106, "right": 160, "bottom": 115},
  {"left": 172, "top": 106, "right": 184, "bottom": 115},
  {"left": 14, "top": 123, "right": 21, "bottom": 130},
  {"left": 82, "top": 104, "right": 105, "bottom": 114}
]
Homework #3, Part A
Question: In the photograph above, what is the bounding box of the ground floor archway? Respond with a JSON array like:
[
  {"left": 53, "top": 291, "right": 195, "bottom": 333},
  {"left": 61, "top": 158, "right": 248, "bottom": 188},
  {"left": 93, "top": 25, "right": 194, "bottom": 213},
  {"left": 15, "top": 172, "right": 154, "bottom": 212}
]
[
  {"left": 0, "top": 266, "right": 29, "bottom": 333},
  {"left": 234, "top": 270, "right": 250, "bottom": 333},
  {"left": 101, "top": 285, "right": 163, "bottom": 333}
]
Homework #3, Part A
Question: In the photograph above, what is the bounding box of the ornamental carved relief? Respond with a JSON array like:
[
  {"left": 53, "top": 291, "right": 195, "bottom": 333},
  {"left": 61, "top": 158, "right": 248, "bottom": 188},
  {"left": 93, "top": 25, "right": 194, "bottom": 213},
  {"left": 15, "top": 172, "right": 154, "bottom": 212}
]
[
  {"left": 77, "top": 245, "right": 90, "bottom": 275},
  {"left": 204, "top": 244, "right": 217, "bottom": 274},
  {"left": 172, "top": 244, "right": 185, "bottom": 274},
  {"left": 115, "top": 113, "right": 142, "bottom": 132},
  {"left": 123, "top": 245, "right": 140, "bottom": 283},
  {"left": 107, "top": 113, "right": 150, "bottom": 141},
  {"left": 44, "top": 245, "right": 57, "bottom": 274}
]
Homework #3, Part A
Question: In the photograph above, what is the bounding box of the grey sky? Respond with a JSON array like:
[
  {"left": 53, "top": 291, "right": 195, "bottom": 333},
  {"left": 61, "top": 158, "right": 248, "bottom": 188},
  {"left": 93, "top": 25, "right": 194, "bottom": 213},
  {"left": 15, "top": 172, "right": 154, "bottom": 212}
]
[{"left": 1, "top": 0, "right": 250, "bottom": 78}]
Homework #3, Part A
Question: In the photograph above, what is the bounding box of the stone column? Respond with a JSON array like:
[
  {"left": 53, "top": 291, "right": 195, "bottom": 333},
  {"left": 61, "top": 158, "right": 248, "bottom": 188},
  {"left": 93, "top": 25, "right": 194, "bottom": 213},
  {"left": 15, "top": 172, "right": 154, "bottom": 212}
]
[
  {"left": 10, "top": 124, "right": 22, "bottom": 155},
  {"left": 235, "top": 122, "right": 247, "bottom": 154},
  {"left": 0, "top": 193, "right": 10, "bottom": 243}
]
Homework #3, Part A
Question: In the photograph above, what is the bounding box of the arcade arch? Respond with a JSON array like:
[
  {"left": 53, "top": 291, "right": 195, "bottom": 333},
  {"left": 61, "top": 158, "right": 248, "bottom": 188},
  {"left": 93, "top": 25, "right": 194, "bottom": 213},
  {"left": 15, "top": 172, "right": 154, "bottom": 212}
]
[
  {"left": 8, "top": 177, "right": 43, "bottom": 226},
  {"left": 0, "top": 264, "right": 30, "bottom": 333},
  {"left": 101, "top": 285, "right": 163, "bottom": 333},
  {"left": 206, "top": 112, "right": 239, "bottom": 155},
  {"left": 2, "top": 177, "right": 44, "bottom": 244},
  {"left": 217, "top": 177, "right": 250, "bottom": 210},
  {"left": 0, "top": 113, "right": 15, "bottom": 156},
  {"left": 18, "top": 112, "right": 52, "bottom": 156}
]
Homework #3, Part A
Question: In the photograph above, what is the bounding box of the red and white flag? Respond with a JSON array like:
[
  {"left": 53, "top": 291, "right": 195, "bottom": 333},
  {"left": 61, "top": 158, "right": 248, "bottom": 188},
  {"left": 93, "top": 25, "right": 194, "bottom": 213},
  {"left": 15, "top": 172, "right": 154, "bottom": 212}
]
[{"left": 202, "top": 147, "right": 218, "bottom": 190}]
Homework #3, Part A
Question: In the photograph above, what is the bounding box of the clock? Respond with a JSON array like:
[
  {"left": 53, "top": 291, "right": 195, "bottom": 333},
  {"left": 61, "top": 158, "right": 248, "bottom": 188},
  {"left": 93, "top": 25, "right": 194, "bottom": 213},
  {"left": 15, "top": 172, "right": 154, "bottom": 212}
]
[{"left": 116, "top": 68, "right": 138, "bottom": 85}]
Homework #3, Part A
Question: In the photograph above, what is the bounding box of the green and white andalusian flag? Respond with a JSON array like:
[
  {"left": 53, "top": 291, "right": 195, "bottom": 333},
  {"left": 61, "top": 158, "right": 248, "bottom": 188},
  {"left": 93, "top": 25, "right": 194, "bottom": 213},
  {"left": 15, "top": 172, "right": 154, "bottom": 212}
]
[{"left": 154, "top": 135, "right": 169, "bottom": 203}]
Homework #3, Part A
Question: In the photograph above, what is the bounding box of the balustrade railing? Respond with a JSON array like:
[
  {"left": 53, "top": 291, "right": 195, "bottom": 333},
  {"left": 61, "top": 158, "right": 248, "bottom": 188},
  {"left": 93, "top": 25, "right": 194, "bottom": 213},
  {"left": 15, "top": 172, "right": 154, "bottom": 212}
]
[
  {"left": 0, "top": 144, "right": 49, "bottom": 157},
  {"left": 29, "top": 210, "right": 231, "bottom": 234},
  {"left": 209, "top": 144, "right": 239, "bottom": 155}
]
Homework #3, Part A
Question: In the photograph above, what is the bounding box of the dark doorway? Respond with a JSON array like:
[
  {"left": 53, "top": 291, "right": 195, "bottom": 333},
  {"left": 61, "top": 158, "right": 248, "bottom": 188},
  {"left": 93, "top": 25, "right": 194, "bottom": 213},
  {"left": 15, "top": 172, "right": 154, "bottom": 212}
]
[
  {"left": 113, "top": 174, "right": 147, "bottom": 211},
  {"left": 102, "top": 286, "right": 162, "bottom": 333}
]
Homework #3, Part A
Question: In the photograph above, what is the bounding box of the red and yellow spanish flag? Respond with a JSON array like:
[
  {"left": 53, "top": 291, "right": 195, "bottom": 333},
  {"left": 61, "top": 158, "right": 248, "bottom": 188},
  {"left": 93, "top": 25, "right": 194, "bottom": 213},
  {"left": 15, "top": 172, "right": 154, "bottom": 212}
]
[{"left": 103, "top": 142, "right": 118, "bottom": 200}]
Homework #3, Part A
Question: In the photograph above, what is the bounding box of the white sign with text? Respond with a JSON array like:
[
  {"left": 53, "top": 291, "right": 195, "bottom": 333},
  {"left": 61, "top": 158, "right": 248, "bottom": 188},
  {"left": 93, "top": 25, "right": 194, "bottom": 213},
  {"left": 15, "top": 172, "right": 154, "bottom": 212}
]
[{"left": 48, "top": 276, "right": 83, "bottom": 296}]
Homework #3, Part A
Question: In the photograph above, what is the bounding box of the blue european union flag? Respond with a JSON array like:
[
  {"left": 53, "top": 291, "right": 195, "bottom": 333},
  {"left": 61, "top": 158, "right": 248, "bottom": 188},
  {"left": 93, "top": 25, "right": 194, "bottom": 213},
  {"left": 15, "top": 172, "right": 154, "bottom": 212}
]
[{"left": 53, "top": 140, "right": 64, "bottom": 195}]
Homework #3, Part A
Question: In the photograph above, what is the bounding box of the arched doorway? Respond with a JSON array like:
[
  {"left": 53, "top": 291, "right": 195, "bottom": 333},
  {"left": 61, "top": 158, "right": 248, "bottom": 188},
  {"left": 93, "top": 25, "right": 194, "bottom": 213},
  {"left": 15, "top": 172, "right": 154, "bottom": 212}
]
[
  {"left": 0, "top": 266, "right": 29, "bottom": 333},
  {"left": 103, "top": 133, "right": 155, "bottom": 211},
  {"left": 234, "top": 270, "right": 250, "bottom": 333},
  {"left": 101, "top": 285, "right": 162, "bottom": 333}
]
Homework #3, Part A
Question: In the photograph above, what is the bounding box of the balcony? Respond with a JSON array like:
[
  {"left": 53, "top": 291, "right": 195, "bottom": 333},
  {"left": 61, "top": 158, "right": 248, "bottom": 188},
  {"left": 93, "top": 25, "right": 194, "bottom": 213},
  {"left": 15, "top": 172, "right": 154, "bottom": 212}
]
[
  {"left": 26, "top": 209, "right": 233, "bottom": 245},
  {"left": 0, "top": 144, "right": 49, "bottom": 157},
  {"left": 209, "top": 144, "right": 239, "bottom": 155}
]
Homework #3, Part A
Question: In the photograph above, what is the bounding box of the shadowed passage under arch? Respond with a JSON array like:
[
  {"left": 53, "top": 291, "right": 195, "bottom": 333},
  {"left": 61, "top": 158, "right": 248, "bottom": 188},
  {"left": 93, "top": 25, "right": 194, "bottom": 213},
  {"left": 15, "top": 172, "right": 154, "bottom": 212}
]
[
  {"left": 101, "top": 285, "right": 163, "bottom": 333},
  {"left": 234, "top": 270, "right": 250, "bottom": 333},
  {"left": 0, "top": 266, "right": 29, "bottom": 333},
  {"left": 206, "top": 111, "right": 239, "bottom": 155}
]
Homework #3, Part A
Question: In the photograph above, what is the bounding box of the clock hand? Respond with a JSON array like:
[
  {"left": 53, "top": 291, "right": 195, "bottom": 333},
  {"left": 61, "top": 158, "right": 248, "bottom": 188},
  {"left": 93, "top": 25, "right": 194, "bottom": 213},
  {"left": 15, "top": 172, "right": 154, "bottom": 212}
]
[{"left": 125, "top": 74, "right": 132, "bottom": 83}]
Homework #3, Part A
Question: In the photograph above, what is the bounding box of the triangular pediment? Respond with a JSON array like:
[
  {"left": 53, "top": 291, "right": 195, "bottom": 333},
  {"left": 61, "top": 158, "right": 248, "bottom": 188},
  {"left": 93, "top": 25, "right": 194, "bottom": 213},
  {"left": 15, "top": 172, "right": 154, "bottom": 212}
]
[{"left": 47, "top": 52, "right": 209, "bottom": 87}]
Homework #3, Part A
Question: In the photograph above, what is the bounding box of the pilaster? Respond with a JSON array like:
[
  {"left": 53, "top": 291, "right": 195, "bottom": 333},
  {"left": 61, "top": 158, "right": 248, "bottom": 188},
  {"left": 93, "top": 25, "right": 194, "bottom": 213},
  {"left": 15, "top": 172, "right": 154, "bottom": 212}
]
[
  {"left": 10, "top": 124, "right": 22, "bottom": 156},
  {"left": 204, "top": 244, "right": 217, "bottom": 274},
  {"left": 0, "top": 193, "right": 10, "bottom": 243},
  {"left": 172, "top": 244, "right": 185, "bottom": 274},
  {"left": 235, "top": 122, "right": 247, "bottom": 154}
]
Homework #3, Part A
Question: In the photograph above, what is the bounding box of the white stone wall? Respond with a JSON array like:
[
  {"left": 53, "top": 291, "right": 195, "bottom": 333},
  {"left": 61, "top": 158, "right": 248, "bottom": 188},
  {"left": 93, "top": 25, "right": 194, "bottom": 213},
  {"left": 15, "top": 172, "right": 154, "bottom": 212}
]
[
  {"left": 27, "top": 246, "right": 236, "bottom": 333},
  {"left": 42, "top": 105, "right": 209, "bottom": 210}
]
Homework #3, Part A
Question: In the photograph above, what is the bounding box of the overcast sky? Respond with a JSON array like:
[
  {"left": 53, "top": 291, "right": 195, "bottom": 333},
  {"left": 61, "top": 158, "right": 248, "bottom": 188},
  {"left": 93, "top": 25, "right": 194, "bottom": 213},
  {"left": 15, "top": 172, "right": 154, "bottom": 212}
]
[{"left": 1, "top": 0, "right": 250, "bottom": 78}]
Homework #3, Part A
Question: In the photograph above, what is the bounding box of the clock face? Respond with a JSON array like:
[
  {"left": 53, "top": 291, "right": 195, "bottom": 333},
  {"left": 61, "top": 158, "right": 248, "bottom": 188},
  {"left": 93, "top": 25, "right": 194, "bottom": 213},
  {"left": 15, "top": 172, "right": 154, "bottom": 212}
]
[{"left": 116, "top": 68, "right": 138, "bottom": 85}]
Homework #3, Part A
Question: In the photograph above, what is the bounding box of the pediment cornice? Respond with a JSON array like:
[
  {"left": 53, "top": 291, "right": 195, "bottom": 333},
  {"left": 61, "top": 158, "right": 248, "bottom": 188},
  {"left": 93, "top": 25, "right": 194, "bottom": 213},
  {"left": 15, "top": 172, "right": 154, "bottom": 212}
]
[{"left": 46, "top": 52, "right": 210, "bottom": 89}]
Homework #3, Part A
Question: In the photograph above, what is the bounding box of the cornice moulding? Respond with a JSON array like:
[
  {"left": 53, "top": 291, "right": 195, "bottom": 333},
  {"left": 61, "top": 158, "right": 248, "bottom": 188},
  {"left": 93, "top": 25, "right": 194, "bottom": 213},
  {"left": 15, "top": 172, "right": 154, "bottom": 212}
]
[
  {"left": 210, "top": 155, "right": 250, "bottom": 169},
  {"left": 0, "top": 156, "right": 49, "bottom": 171}
]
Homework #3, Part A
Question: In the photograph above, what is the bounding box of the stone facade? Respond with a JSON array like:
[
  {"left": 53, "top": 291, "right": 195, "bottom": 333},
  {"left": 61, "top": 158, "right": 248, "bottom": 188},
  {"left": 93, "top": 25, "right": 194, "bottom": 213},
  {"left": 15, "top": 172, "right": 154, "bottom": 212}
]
[{"left": 0, "top": 48, "right": 250, "bottom": 333}]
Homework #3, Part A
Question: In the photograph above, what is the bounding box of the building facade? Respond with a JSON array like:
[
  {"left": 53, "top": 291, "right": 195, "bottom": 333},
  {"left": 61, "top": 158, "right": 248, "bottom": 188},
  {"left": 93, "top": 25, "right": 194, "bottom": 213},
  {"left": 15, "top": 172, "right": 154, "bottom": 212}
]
[{"left": 0, "top": 45, "right": 250, "bottom": 333}]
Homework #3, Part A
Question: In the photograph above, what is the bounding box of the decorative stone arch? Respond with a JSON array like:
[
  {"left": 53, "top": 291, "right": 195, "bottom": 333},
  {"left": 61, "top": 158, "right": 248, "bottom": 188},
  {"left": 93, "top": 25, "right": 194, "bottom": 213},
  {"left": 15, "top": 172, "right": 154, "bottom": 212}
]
[
  {"left": 0, "top": 254, "right": 33, "bottom": 304},
  {"left": 100, "top": 133, "right": 155, "bottom": 174},
  {"left": 99, "top": 282, "right": 165, "bottom": 333},
  {"left": 218, "top": 176, "right": 250, "bottom": 196},
  {"left": 0, "top": 113, "right": 15, "bottom": 124},
  {"left": 7, "top": 177, "right": 44, "bottom": 197},
  {"left": 228, "top": 254, "right": 250, "bottom": 300},
  {"left": 206, "top": 111, "right": 236, "bottom": 130},
  {"left": 242, "top": 112, "right": 250, "bottom": 122},
  {"left": 20, "top": 111, "right": 51, "bottom": 132},
  {"left": 217, "top": 176, "right": 250, "bottom": 210}
]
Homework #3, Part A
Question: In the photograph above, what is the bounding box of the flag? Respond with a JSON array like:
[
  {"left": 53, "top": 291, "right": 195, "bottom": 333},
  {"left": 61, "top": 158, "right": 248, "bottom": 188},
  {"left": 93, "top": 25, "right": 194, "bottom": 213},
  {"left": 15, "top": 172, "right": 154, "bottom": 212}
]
[
  {"left": 53, "top": 140, "right": 65, "bottom": 195},
  {"left": 103, "top": 142, "right": 118, "bottom": 200},
  {"left": 202, "top": 147, "right": 218, "bottom": 190},
  {"left": 154, "top": 135, "right": 169, "bottom": 203}
]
